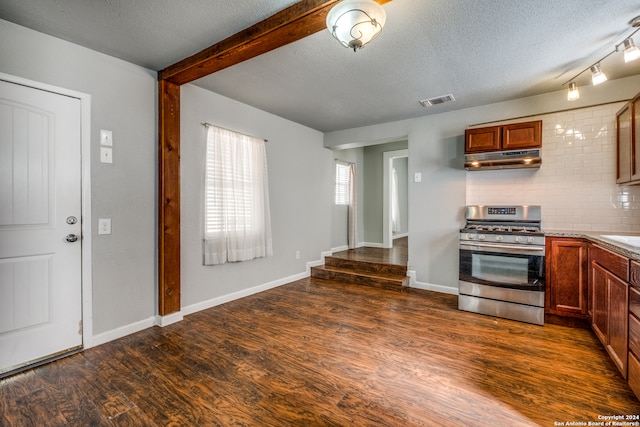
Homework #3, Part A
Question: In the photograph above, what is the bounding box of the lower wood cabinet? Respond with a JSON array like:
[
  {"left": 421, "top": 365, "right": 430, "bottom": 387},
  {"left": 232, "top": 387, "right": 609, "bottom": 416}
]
[
  {"left": 545, "top": 237, "right": 588, "bottom": 318},
  {"left": 629, "top": 272, "right": 640, "bottom": 400},
  {"left": 590, "top": 245, "right": 629, "bottom": 379},
  {"left": 630, "top": 352, "right": 640, "bottom": 400},
  {"left": 547, "top": 238, "right": 639, "bottom": 397}
]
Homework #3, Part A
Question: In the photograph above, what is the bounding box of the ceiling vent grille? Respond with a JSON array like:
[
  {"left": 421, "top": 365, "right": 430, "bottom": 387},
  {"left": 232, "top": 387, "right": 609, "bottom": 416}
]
[{"left": 419, "top": 94, "right": 455, "bottom": 107}]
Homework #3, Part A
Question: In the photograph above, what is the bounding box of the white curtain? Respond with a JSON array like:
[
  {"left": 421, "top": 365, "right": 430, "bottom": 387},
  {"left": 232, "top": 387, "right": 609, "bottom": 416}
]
[
  {"left": 203, "top": 125, "right": 272, "bottom": 265},
  {"left": 348, "top": 163, "right": 358, "bottom": 249},
  {"left": 391, "top": 167, "right": 400, "bottom": 233}
]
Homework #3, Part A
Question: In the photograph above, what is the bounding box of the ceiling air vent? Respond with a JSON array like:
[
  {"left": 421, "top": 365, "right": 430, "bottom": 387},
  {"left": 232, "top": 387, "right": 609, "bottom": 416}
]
[{"left": 419, "top": 94, "right": 455, "bottom": 107}]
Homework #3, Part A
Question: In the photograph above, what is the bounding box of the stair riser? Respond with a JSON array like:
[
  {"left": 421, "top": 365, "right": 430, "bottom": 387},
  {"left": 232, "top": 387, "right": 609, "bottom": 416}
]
[
  {"left": 311, "top": 267, "right": 409, "bottom": 288},
  {"left": 324, "top": 257, "right": 406, "bottom": 276}
]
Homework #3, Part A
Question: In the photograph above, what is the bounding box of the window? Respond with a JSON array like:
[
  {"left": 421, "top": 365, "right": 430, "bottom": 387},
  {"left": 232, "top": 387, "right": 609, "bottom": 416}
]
[
  {"left": 203, "top": 125, "right": 272, "bottom": 265},
  {"left": 335, "top": 163, "right": 350, "bottom": 205}
]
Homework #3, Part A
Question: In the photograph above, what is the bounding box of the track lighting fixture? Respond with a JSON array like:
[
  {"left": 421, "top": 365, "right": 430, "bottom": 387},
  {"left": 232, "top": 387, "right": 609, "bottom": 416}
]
[
  {"left": 562, "top": 15, "right": 640, "bottom": 100},
  {"left": 623, "top": 38, "right": 640, "bottom": 63},
  {"left": 567, "top": 82, "right": 580, "bottom": 101},
  {"left": 590, "top": 64, "right": 607, "bottom": 85}
]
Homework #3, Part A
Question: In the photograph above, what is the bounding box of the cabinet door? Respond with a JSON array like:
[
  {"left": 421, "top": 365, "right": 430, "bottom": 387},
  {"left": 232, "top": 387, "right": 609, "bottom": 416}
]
[
  {"left": 631, "top": 260, "right": 640, "bottom": 289},
  {"left": 545, "top": 238, "right": 588, "bottom": 317},
  {"left": 608, "top": 273, "right": 629, "bottom": 378},
  {"left": 617, "top": 102, "right": 633, "bottom": 184},
  {"left": 632, "top": 97, "right": 640, "bottom": 182},
  {"left": 629, "top": 352, "right": 640, "bottom": 401},
  {"left": 630, "top": 310, "right": 640, "bottom": 357},
  {"left": 465, "top": 126, "right": 501, "bottom": 153},
  {"left": 502, "top": 121, "right": 542, "bottom": 150},
  {"left": 591, "top": 262, "right": 609, "bottom": 346}
]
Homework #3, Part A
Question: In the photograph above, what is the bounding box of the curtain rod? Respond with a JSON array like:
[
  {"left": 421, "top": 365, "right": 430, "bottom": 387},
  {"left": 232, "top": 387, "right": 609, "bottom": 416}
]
[
  {"left": 201, "top": 122, "right": 268, "bottom": 142},
  {"left": 335, "top": 159, "right": 354, "bottom": 165}
]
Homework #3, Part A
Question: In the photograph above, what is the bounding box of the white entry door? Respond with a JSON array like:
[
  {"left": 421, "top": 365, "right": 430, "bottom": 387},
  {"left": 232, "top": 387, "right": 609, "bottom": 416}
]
[{"left": 0, "top": 79, "right": 83, "bottom": 376}]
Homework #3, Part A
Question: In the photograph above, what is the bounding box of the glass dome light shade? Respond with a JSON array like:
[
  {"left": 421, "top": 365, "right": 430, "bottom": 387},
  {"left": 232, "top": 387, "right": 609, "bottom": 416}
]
[{"left": 326, "top": 0, "right": 386, "bottom": 51}]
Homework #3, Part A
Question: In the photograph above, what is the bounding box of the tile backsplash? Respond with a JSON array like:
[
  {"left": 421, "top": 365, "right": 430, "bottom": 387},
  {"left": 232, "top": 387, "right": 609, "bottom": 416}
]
[{"left": 466, "top": 102, "right": 640, "bottom": 232}]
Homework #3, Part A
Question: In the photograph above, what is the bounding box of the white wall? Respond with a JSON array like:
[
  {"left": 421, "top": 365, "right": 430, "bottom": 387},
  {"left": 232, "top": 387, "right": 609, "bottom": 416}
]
[
  {"left": 324, "top": 74, "right": 640, "bottom": 293},
  {"left": 0, "top": 19, "right": 157, "bottom": 337},
  {"left": 467, "top": 103, "right": 640, "bottom": 232},
  {"left": 180, "top": 84, "right": 333, "bottom": 310}
]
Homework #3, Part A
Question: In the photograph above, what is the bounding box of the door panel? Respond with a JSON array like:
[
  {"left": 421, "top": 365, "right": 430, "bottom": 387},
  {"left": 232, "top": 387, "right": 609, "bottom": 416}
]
[
  {"left": 0, "top": 105, "right": 51, "bottom": 226},
  {"left": 0, "top": 80, "right": 82, "bottom": 375},
  {"left": 0, "top": 256, "right": 51, "bottom": 334}
]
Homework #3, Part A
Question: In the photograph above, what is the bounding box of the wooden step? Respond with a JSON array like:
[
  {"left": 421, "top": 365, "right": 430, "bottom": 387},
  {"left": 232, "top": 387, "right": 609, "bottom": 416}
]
[
  {"left": 324, "top": 256, "right": 407, "bottom": 277},
  {"left": 310, "top": 264, "right": 409, "bottom": 289}
]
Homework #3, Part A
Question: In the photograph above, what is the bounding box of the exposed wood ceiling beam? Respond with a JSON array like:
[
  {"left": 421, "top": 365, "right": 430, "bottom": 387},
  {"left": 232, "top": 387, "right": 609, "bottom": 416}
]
[{"left": 159, "top": 0, "right": 392, "bottom": 85}]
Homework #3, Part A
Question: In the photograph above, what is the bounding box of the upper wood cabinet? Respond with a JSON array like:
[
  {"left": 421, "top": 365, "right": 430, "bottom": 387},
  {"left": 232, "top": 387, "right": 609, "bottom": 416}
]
[
  {"left": 616, "top": 94, "right": 640, "bottom": 185},
  {"left": 465, "top": 120, "right": 542, "bottom": 154},
  {"left": 465, "top": 126, "right": 501, "bottom": 152}
]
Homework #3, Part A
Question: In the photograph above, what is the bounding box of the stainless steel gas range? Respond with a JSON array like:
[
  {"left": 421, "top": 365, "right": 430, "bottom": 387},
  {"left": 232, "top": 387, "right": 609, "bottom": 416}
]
[{"left": 458, "top": 205, "right": 545, "bottom": 325}]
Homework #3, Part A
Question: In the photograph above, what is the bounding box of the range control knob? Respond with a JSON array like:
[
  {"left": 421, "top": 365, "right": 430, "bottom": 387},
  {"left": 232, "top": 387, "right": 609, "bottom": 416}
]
[
  {"left": 527, "top": 236, "right": 535, "bottom": 243},
  {"left": 466, "top": 233, "right": 475, "bottom": 240},
  {"left": 478, "top": 234, "right": 486, "bottom": 240},
  {"left": 515, "top": 236, "right": 523, "bottom": 243},
  {"left": 495, "top": 235, "right": 504, "bottom": 241}
]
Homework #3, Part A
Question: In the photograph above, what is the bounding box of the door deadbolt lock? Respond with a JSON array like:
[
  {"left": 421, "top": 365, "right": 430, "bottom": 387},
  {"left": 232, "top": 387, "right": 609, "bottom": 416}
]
[
  {"left": 65, "top": 234, "right": 79, "bottom": 243},
  {"left": 66, "top": 216, "right": 78, "bottom": 225}
]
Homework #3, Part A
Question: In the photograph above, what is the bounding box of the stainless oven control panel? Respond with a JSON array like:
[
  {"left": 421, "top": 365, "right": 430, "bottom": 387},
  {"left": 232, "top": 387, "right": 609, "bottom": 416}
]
[{"left": 460, "top": 231, "right": 545, "bottom": 246}]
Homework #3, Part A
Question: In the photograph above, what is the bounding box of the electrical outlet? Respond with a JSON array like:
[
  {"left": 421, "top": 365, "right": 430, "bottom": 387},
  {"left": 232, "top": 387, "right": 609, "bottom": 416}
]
[
  {"left": 98, "top": 218, "right": 111, "bottom": 235},
  {"left": 295, "top": 251, "right": 301, "bottom": 259},
  {"left": 100, "top": 147, "right": 113, "bottom": 164}
]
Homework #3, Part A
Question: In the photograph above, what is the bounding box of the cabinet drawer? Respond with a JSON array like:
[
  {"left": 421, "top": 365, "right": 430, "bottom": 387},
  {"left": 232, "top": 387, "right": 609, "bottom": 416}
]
[
  {"left": 632, "top": 286, "right": 640, "bottom": 319},
  {"left": 631, "top": 260, "right": 640, "bottom": 288},
  {"left": 629, "top": 351, "right": 640, "bottom": 402},
  {"left": 631, "top": 312, "right": 640, "bottom": 357},
  {"left": 590, "top": 245, "right": 629, "bottom": 282}
]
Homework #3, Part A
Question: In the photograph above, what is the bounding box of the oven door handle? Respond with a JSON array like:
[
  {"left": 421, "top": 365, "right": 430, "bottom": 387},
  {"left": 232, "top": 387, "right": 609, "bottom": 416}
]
[{"left": 460, "top": 242, "right": 545, "bottom": 255}]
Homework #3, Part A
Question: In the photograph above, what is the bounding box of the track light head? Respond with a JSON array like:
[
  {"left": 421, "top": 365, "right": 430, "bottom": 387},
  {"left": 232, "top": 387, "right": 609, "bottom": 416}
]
[
  {"left": 590, "top": 64, "right": 607, "bottom": 86},
  {"left": 624, "top": 38, "right": 640, "bottom": 63},
  {"left": 567, "top": 82, "right": 580, "bottom": 101}
]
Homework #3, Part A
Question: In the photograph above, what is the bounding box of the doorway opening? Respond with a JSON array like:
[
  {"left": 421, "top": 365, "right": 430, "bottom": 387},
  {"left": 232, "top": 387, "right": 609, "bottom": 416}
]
[{"left": 383, "top": 149, "right": 408, "bottom": 249}]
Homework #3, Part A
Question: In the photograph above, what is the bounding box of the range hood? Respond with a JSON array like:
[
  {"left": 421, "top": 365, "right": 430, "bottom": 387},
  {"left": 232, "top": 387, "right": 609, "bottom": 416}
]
[{"left": 464, "top": 149, "right": 541, "bottom": 171}]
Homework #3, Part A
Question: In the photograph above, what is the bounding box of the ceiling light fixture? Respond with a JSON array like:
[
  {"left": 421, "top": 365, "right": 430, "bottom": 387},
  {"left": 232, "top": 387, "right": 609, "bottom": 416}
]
[
  {"left": 326, "top": 0, "right": 387, "bottom": 52},
  {"left": 562, "top": 15, "right": 640, "bottom": 100},
  {"left": 590, "top": 63, "right": 607, "bottom": 85},
  {"left": 623, "top": 38, "right": 640, "bottom": 63},
  {"left": 567, "top": 82, "right": 580, "bottom": 101}
]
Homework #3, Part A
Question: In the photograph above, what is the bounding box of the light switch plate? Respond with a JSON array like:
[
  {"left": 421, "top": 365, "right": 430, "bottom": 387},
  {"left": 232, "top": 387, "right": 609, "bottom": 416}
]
[
  {"left": 100, "top": 147, "right": 113, "bottom": 164},
  {"left": 414, "top": 172, "right": 422, "bottom": 183},
  {"left": 100, "top": 129, "right": 113, "bottom": 146},
  {"left": 98, "top": 218, "right": 111, "bottom": 235}
]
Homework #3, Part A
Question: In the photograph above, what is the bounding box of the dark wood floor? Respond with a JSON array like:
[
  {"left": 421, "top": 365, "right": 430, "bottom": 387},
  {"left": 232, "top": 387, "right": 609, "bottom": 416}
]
[{"left": 2, "top": 240, "right": 640, "bottom": 426}]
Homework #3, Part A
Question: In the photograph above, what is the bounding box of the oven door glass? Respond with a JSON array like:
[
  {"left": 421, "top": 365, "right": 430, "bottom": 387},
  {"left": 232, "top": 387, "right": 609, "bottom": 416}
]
[{"left": 459, "top": 247, "right": 544, "bottom": 291}]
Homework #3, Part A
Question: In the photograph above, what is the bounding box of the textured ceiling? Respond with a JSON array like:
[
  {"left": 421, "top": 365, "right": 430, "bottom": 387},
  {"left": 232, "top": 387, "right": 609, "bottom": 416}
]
[{"left": 1, "top": 0, "right": 640, "bottom": 132}]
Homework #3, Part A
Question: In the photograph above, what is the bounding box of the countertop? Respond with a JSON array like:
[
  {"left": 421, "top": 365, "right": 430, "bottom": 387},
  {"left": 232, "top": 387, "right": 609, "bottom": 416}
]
[{"left": 544, "top": 230, "right": 640, "bottom": 261}]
